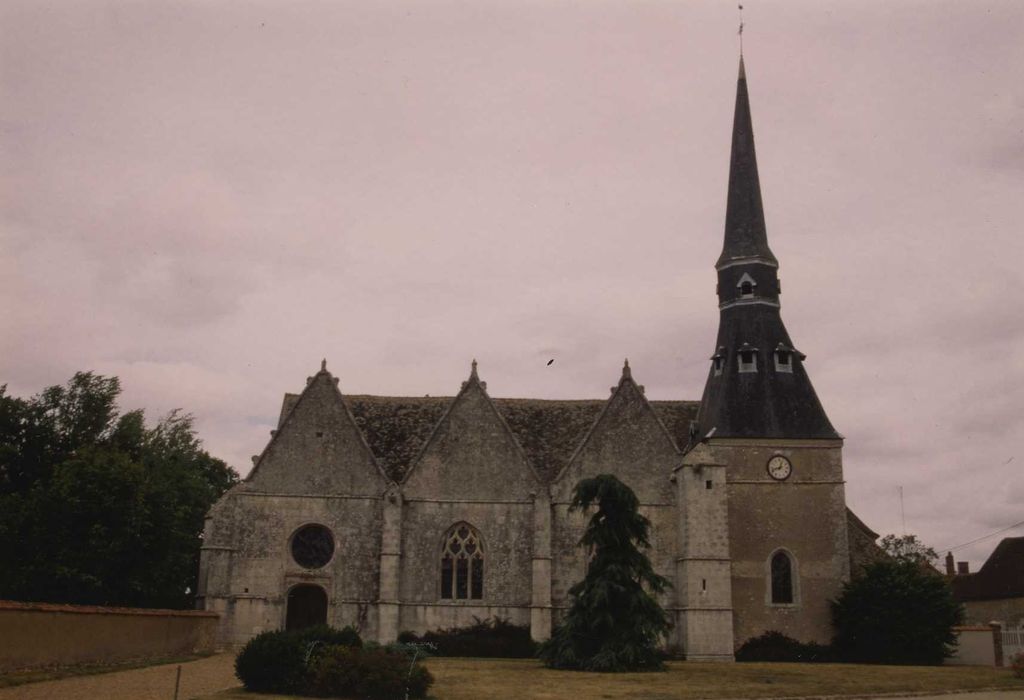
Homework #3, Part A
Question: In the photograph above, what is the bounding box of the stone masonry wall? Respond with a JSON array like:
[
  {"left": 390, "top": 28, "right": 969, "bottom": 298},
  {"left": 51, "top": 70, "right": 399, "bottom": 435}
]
[
  {"left": 715, "top": 438, "right": 849, "bottom": 647},
  {"left": 396, "top": 376, "right": 541, "bottom": 636}
]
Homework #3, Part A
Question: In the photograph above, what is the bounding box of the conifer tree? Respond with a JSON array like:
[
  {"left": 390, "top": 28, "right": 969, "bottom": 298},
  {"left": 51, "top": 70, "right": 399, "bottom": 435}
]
[{"left": 539, "top": 474, "right": 670, "bottom": 672}]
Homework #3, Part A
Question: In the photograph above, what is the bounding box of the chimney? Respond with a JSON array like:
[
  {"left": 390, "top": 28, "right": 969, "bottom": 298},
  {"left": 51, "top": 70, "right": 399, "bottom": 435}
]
[
  {"left": 957, "top": 561, "right": 970, "bottom": 575},
  {"left": 945, "top": 552, "right": 955, "bottom": 576}
]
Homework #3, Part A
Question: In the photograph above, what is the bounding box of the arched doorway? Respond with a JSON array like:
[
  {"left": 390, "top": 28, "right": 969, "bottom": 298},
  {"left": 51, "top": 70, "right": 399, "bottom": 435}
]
[{"left": 285, "top": 584, "right": 328, "bottom": 631}]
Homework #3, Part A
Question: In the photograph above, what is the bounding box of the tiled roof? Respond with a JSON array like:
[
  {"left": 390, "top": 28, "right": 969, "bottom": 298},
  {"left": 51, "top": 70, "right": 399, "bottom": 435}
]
[
  {"left": 346, "top": 396, "right": 450, "bottom": 482},
  {"left": 952, "top": 537, "right": 1024, "bottom": 602},
  {"left": 337, "top": 394, "right": 698, "bottom": 483}
]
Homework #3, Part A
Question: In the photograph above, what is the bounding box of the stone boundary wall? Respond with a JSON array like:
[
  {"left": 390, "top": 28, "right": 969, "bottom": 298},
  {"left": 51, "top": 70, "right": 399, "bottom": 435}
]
[
  {"left": 0, "top": 600, "right": 220, "bottom": 672},
  {"left": 947, "top": 625, "right": 1000, "bottom": 667}
]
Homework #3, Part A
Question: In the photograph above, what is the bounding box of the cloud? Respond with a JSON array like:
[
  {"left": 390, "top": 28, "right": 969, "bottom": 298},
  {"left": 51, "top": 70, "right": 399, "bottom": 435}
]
[{"left": 2, "top": 0, "right": 1022, "bottom": 570}]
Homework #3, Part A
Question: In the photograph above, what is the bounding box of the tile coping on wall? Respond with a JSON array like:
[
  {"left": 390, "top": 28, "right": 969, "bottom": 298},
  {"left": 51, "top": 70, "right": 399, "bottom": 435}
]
[{"left": 0, "top": 600, "right": 219, "bottom": 618}]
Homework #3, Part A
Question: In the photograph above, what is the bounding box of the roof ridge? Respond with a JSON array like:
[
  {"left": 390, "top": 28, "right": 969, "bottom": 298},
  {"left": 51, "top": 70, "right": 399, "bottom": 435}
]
[{"left": 339, "top": 393, "right": 700, "bottom": 404}]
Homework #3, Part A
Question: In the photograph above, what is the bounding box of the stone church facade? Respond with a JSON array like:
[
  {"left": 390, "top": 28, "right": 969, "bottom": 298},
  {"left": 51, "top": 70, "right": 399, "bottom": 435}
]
[{"left": 198, "top": 58, "right": 876, "bottom": 659}]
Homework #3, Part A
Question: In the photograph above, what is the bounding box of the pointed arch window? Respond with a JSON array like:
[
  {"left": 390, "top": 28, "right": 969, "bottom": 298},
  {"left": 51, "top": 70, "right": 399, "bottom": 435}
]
[
  {"left": 441, "top": 523, "right": 484, "bottom": 600},
  {"left": 770, "top": 550, "right": 795, "bottom": 604}
]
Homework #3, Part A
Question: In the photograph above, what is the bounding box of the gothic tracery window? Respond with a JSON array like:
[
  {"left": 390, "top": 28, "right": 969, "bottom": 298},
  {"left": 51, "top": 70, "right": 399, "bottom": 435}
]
[
  {"left": 770, "top": 550, "right": 794, "bottom": 604},
  {"left": 440, "top": 523, "right": 484, "bottom": 600}
]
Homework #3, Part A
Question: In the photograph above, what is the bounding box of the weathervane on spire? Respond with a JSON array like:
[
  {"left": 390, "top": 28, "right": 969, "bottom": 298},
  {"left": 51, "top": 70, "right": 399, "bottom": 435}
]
[{"left": 738, "top": 4, "right": 744, "bottom": 55}]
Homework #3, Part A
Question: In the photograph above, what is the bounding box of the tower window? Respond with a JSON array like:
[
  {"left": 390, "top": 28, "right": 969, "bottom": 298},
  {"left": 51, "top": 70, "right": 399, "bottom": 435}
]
[
  {"left": 440, "top": 522, "right": 484, "bottom": 600},
  {"left": 738, "top": 344, "right": 758, "bottom": 373},
  {"left": 736, "top": 273, "right": 757, "bottom": 299},
  {"left": 770, "top": 550, "right": 795, "bottom": 605}
]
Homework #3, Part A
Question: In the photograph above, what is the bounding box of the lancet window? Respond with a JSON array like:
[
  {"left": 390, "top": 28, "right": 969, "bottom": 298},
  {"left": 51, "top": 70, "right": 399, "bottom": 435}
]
[
  {"left": 440, "top": 522, "right": 484, "bottom": 600},
  {"left": 770, "top": 550, "right": 795, "bottom": 604}
]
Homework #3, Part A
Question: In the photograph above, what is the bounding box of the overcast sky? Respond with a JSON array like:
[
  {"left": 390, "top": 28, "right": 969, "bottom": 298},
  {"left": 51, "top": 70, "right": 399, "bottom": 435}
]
[{"left": 2, "top": 0, "right": 1022, "bottom": 568}]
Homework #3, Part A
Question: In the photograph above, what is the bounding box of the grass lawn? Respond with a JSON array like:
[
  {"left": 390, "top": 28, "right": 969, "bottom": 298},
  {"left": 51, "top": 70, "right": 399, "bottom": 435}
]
[{"left": 199, "top": 657, "right": 1024, "bottom": 700}]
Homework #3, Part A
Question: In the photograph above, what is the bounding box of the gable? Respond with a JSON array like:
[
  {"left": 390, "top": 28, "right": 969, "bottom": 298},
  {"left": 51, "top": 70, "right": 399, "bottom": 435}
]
[
  {"left": 347, "top": 395, "right": 450, "bottom": 483},
  {"left": 494, "top": 399, "right": 606, "bottom": 482},
  {"left": 246, "top": 371, "right": 389, "bottom": 496},
  {"left": 552, "top": 372, "right": 680, "bottom": 504},
  {"left": 402, "top": 378, "right": 541, "bottom": 500}
]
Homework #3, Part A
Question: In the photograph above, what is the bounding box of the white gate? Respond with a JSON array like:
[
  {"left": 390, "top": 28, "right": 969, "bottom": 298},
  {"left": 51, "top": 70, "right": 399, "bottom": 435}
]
[{"left": 1002, "top": 627, "right": 1024, "bottom": 659}]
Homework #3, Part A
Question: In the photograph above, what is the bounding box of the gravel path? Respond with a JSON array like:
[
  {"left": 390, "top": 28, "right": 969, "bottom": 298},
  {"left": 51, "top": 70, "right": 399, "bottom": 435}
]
[{"left": 0, "top": 653, "right": 239, "bottom": 700}]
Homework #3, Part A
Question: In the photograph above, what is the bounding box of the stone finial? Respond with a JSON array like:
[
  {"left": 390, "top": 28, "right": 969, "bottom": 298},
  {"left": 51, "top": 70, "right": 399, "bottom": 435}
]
[
  {"left": 321, "top": 358, "right": 327, "bottom": 372},
  {"left": 470, "top": 358, "right": 479, "bottom": 380},
  {"left": 622, "top": 358, "right": 632, "bottom": 380}
]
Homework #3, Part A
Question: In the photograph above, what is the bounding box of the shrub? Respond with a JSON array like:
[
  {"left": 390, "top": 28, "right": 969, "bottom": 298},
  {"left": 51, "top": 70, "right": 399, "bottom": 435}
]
[
  {"left": 235, "top": 629, "right": 309, "bottom": 693},
  {"left": 309, "top": 645, "right": 433, "bottom": 699},
  {"left": 398, "top": 616, "right": 536, "bottom": 658},
  {"left": 831, "top": 560, "right": 963, "bottom": 665},
  {"left": 294, "top": 624, "right": 363, "bottom": 650},
  {"left": 1010, "top": 652, "right": 1024, "bottom": 679},
  {"left": 234, "top": 625, "right": 363, "bottom": 693},
  {"left": 735, "top": 631, "right": 834, "bottom": 663}
]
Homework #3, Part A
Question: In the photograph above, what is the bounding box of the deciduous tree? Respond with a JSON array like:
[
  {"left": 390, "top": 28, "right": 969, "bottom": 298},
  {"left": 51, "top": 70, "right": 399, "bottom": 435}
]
[
  {"left": 0, "top": 373, "right": 238, "bottom": 608},
  {"left": 831, "top": 559, "right": 963, "bottom": 665}
]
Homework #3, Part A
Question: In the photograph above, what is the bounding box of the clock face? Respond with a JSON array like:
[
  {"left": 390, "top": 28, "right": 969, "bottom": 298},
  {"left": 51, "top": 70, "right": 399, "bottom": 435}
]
[{"left": 767, "top": 455, "right": 792, "bottom": 481}]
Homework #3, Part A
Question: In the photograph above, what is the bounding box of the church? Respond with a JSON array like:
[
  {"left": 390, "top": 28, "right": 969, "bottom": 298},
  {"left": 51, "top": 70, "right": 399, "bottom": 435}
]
[{"left": 197, "top": 57, "right": 880, "bottom": 660}]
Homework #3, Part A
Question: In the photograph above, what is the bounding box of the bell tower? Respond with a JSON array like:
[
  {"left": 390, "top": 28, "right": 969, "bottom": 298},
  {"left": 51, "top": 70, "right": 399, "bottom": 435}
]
[
  {"left": 684, "top": 56, "right": 850, "bottom": 649},
  {"left": 697, "top": 55, "right": 838, "bottom": 440}
]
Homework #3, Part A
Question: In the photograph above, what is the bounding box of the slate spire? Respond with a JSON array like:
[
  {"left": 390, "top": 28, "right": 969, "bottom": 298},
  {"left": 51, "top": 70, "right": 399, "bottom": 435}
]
[
  {"left": 719, "top": 55, "right": 776, "bottom": 268},
  {"left": 696, "top": 57, "right": 838, "bottom": 441}
]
